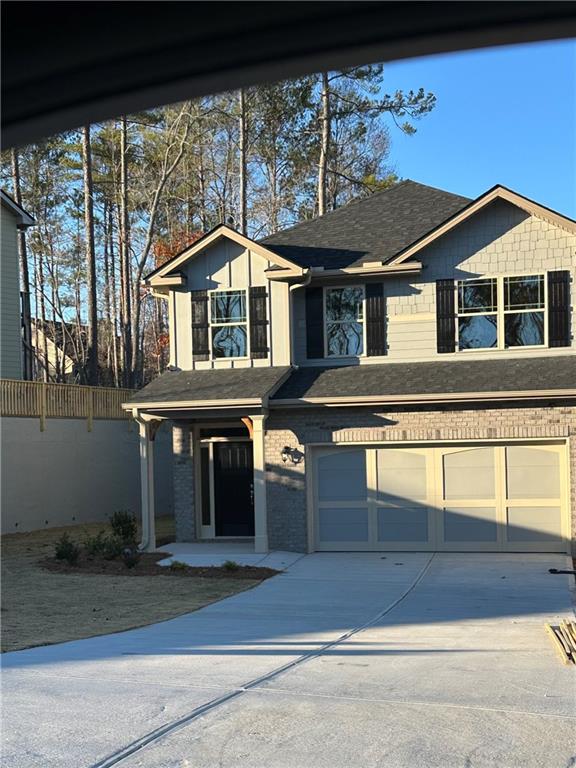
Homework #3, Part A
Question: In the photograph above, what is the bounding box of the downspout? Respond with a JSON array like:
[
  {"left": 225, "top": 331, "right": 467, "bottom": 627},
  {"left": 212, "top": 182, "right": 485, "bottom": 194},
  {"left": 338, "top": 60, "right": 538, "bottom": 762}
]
[{"left": 288, "top": 269, "right": 311, "bottom": 366}]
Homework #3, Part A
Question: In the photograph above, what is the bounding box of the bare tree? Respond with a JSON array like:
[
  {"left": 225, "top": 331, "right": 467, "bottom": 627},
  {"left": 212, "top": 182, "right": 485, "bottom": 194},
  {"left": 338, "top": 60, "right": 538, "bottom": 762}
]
[
  {"left": 11, "top": 147, "right": 33, "bottom": 378},
  {"left": 238, "top": 89, "right": 247, "bottom": 234},
  {"left": 130, "top": 103, "right": 192, "bottom": 384},
  {"left": 317, "top": 72, "right": 330, "bottom": 216},
  {"left": 82, "top": 125, "right": 98, "bottom": 384},
  {"left": 119, "top": 116, "right": 132, "bottom": 386}
]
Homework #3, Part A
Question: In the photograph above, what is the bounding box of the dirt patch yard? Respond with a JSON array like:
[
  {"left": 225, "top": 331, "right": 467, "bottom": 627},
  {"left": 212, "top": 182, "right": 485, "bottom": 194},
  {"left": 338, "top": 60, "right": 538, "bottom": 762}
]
[{"left": 1, "top": 518, "right": 271, "bottom": 653}]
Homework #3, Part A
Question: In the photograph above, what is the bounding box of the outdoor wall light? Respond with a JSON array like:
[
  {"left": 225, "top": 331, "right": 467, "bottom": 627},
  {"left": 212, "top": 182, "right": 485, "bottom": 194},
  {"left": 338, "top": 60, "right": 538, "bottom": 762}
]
[{"left": 280, "top": 446, "right": 304, "bottom": 464}]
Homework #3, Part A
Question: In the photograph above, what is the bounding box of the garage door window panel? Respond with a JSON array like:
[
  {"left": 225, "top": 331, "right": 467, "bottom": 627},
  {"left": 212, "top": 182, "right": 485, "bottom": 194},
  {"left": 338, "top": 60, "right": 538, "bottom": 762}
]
[
  {"left": 506, "top": 506, "right": 562, "bottom": 543},
  {"left": 377, "top": 507, "right": 428, "bottom": 542},
  {"left": 505, "top": 446, "right": 560, "bottom": 499},
  {"left": 443, "top": 447, "right": 495, "bottom": 500},
  {"left": 319, "top": 507, "right": 370, "bottom": 542},
  {"left": 376, "top": 449, "right": 427, "bottom": 504},
  {"left": 317, "top": 450, "right": 366, "bottom": 502},
  {"left": 444, "top": 507, "right": 498, "bottom": 542}
]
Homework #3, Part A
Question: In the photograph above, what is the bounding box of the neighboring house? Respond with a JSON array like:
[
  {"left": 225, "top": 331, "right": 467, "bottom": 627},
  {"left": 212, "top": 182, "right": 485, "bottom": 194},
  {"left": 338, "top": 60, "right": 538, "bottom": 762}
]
[
  {"left": 0, "top": 190, "right": 34, "bottom": 379},
  {"left": 30, "top": 319, "right": 84, "bottom": 382},
  {"left": 125, "top": 181, "right": 576, "bottom": 556}
]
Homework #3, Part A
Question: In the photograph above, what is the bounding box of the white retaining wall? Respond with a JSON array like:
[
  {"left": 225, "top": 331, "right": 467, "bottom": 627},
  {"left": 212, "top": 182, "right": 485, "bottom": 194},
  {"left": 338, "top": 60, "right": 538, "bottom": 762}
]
[{"left": 0, "top": 417, "right": 173, "bottom": 533}]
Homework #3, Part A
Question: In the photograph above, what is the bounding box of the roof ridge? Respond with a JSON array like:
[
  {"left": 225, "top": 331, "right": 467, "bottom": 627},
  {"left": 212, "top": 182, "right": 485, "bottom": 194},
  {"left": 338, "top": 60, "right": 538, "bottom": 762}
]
[
  {"left": 260, "top": 179, "right": 470, "bottom": 244},
  {"left": 260, "top": 180, "right": 412, "bottom": 243}
]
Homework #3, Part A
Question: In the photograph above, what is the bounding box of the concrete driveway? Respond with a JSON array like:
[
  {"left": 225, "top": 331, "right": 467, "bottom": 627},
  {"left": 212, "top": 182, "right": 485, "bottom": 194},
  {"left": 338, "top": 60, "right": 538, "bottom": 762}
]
[{"left": 2, "top": 553, "right": 575, "bottom": 768}]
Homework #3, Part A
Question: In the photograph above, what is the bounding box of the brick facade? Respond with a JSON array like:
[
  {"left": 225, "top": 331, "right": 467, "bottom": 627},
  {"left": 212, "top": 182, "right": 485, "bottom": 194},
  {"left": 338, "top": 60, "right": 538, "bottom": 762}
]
[
  {"left": 265, "top": 402, "right": 576, "bottom": 553},
  {"left": 170, "top": 404, "right": 575, "bottom": 553}
]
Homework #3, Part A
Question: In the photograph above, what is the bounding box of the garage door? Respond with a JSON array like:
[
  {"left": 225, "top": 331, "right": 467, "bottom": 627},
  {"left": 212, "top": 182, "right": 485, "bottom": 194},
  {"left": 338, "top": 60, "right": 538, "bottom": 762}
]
[{"left": 314, "top": 443, "right": 568, "bottom": 552}]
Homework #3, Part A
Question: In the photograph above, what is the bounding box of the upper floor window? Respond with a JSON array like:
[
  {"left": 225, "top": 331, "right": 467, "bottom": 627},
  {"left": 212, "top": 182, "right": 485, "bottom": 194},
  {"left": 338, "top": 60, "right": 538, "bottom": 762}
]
[
  {"left": 210, "top": 289, "right": 248, "bottom": 358},
  {"left": 457, "top": 274, "right": 545, "bottom": 350},
  {"left": 325, "top": 286, "right": 364, "bottom": 357}
]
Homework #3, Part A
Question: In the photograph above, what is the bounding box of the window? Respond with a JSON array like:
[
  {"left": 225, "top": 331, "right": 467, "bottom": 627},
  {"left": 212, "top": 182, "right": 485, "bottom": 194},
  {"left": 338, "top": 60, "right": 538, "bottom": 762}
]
[
  {"left": 325, "top": 286, "right": 364, "bottom": 356},
  {"left": 503, "top": 274, "right": 545, "bottom": 347},
  {"left": 458, "top": 278, "right": 498, "bottom": 349},
  {"left": 210, "top": 289, "right": 248, "bottom": 358},
  {"left": 457, "top": 274, "right": 545, "bottom": 351}
]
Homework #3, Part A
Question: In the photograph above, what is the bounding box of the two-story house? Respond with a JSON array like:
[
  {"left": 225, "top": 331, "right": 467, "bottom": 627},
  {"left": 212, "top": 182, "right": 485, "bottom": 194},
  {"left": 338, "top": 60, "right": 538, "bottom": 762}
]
[{"left": 125, "top": 181, "right": 576, "bottom": 557}]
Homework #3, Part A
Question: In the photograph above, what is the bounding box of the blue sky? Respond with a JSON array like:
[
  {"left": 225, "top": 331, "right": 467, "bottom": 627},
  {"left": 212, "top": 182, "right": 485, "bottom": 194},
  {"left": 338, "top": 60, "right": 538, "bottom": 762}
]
[{"left": 382, "top": 39, "right": 575, "bottom": 217}]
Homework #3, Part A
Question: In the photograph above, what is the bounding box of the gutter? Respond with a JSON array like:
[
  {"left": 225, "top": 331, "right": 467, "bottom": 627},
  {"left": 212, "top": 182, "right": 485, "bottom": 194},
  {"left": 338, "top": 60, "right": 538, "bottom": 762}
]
[
  {"left": 122, "top": 396, "right": 263, "bottom": 411},
  {"left": 270, "top": 389, "right": 576, "bottom": 409},
  {"left": 266, "top": 261, "right": 421, "bottom": 281}
]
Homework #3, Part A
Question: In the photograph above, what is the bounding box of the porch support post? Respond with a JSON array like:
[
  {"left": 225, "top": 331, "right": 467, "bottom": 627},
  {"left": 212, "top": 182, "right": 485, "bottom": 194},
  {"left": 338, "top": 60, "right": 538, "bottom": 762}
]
[
  {"left": 251, "top": 414, "right": 268, "bottom": 553},
  {"left": 135, "top": 412, "right": 160, "bottom": 552}
]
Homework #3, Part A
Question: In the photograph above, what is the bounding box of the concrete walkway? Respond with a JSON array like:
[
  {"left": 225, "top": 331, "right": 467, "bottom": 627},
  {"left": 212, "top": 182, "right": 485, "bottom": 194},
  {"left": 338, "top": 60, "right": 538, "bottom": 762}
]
[{"left": 2, "top": 553, "right": 575, "bottom": 768}]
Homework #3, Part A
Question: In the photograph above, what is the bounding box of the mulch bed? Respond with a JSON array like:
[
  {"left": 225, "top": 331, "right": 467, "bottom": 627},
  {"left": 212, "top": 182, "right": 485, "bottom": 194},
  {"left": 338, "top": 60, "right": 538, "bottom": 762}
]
[{"left": 41, "top": 552, "right": 279, "bottom": 580}]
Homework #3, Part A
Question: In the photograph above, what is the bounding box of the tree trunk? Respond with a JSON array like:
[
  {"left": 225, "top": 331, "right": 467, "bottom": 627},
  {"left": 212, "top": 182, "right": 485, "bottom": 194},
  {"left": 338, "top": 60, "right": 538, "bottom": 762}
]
[
  {"left": 120, "top": 117, "right": 132, "bottom": 386},
  {"left": 108, "top": 203, "right": 120, "bottom": 386},
  {"left": 11, "top": 148, "right": 33, "bottom": 379},
  {"left": 317, "top": 71, "right": 330, "bottom": 217},
  {"left": 37, "top": 252, "right": 50, "bottom": 382},
  {"left": 198, "top": 140, "right": 207, "bottom": 231},
  {"left": 238, "top": 88, "right": 247, "bottom": 234},
  {"left": 82, "top": 125, "right": 99, "bottom": 385}
]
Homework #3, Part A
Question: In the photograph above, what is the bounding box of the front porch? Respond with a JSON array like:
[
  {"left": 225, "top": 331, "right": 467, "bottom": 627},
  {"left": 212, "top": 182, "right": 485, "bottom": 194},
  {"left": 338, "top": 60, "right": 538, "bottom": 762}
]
[{"left": 136, "top": 413, "right": 270, "bottom": 553}]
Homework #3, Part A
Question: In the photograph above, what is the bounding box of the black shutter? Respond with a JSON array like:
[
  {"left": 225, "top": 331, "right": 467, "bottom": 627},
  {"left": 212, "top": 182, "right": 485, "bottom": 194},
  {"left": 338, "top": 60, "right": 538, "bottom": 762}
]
[
  {"left": 365, "top": 283, "right": 386, "bottom": 356},
  {"left": 305, "top": 286, "right": 324, "bottom": 359},
  {"left": 191, "top": 290, "right": 209, "bottom": 361},
  {"left": 436, "top": 279, "right": 456, "bottom": 353},
  {"left": 548, "top": 270, "right": 571, "bottom": 347},
  {"left": 249, "top": 286, "right": 269, "bottom": 359}
]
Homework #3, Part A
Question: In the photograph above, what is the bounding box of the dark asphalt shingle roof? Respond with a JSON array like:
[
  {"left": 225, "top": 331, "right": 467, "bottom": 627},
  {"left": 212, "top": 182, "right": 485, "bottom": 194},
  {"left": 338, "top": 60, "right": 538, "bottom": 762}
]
[
  {"left": 272, "top": 357, "right": 576, "bottom": 401},
  {"left": 127, "top": 366, "right": 291, "bottom": 405},
  {"left": 260, "top": 180, "right": 471, "bottom": 269}
]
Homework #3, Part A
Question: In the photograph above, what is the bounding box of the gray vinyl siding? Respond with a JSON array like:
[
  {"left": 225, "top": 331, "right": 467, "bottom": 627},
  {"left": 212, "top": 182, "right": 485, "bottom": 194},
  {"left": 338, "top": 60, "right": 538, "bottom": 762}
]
[
  {"left": 293, "top": 201, "right": 576, "bottom": 366},
  {"left": 1, "top": 206, "right": 23, "bottom": 379},
  {"left": 169, "top": 239, "right": 291, "bottom": 371}
]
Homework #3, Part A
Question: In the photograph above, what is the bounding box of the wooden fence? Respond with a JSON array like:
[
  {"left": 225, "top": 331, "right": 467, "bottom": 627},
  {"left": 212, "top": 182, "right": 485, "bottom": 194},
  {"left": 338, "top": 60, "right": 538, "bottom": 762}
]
[{"left": 0, "top": 379, "right": 135, "bottom": 430}]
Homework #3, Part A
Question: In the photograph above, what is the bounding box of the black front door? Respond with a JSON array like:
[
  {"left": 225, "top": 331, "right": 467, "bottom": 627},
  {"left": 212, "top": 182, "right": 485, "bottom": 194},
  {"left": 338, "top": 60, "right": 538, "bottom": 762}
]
[{"left": 213, "top": 442, "right": 254, "bottom": 536}]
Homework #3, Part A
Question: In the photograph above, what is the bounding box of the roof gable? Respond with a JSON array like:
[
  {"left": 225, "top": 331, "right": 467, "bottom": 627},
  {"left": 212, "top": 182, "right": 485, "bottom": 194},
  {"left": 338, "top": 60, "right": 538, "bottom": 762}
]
[
  {"left": 145, "top": 225, "right": 303, "bottom": 287},
  {"left": 1, "top": 189, "right": 35, "bottom": 227},
  {"left": 389, "top": 185, "right": 576, "bottom": 265}
]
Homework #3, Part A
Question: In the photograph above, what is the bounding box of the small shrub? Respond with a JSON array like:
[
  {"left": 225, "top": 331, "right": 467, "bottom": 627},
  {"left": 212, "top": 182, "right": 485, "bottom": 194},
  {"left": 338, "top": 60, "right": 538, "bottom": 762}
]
[
  {"left": 169, "top": 560, "right": 188, "bottom": 571},
  {"left": 109, "top": 510, "right": 137, "bottom": 544},
  {"left": 222, "top": 559, "right": 240, "bottom": 572},
  {"left": 122, "top": 546, "right": 141, "bottom": 569},
  {"left": 101, "top": 535, "right": 125, "bottom": 561},
  {"left": 54, "top": 533, "right": 80, "bottom": 566},
  {"left": 84, "top": 531, "right": 108, "bottom": 557}
]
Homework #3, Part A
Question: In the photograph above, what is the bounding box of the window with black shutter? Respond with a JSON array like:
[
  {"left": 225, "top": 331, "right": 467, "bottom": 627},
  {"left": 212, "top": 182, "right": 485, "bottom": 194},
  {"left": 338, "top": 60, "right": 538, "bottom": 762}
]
[
  {"left": 365, "top": 283, "right": 386, "bottom": 356},
  {"left": 191, "top": 290, "right": 209, "bottom": 361},
  {"left": 305, "top": 286, "right": 324, "bottom": 359},
  {"left": 548, "top": 270, "right": 571, "bottom": 347},
  {"left": 249, "top": 286, "right": 269, "bottom": 359},
  {"left": 436, "top": 279, "right": 456, "bottom": 353}
]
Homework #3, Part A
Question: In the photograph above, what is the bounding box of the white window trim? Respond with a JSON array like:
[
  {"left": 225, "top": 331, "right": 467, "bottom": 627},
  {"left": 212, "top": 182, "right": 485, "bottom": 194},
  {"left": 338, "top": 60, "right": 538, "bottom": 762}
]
[
  {"left": 208, "top": 288, "right": 250, "bottom": 360},
  {"left": 323, "top": 284, "right": 366, "bottom": 359},
  {"left": 456, "top": 271, "right": 548, "bottom": 352}
]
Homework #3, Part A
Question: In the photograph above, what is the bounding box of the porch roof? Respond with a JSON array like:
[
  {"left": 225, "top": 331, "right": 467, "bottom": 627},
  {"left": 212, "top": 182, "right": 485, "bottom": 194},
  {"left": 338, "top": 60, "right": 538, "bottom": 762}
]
[
  {"left": 124, "top": 365, "right": 292, "bottom": 411},
  {"left": 270, "top": 356, "right": 576, "bottom": 406}
]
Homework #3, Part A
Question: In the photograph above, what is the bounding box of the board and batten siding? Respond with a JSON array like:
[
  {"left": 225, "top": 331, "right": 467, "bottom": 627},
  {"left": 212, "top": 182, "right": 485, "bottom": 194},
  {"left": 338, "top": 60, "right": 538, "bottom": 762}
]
[
  {"left": 169, "top": 238, "right": 290, "bottom": 370},
  {"left": 1, "top": 205, "right": 23, "bottom": 379},
  {"left": 293, "top": 200, "right": 576, "bottom": 366}
]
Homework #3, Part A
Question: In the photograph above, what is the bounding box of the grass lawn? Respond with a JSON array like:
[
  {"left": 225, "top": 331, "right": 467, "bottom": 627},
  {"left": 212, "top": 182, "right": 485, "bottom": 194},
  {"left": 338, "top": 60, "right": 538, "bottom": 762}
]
[{"left": 1, "top": 517, "right": 264, "bottom": 653}]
